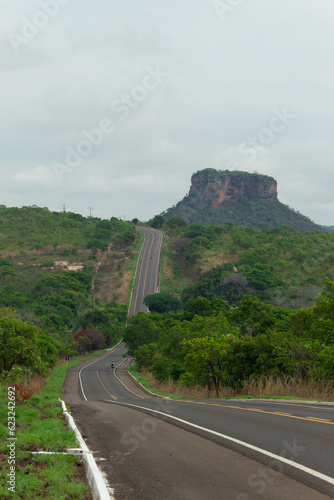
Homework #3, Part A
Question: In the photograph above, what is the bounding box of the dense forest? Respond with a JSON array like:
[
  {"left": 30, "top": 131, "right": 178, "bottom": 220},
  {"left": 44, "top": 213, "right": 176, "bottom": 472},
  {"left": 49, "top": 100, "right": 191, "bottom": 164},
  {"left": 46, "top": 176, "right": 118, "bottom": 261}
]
[
  {"left": 124, "top": 282, "right": 334, "bottom": 396},
  {"left": 0, "top": 205, "right": 139, "bottom": 381}
]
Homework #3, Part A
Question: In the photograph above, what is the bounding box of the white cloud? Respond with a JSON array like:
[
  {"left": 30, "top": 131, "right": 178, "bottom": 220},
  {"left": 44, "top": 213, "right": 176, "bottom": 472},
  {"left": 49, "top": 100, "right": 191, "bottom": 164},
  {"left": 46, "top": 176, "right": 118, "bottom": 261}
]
[
  {"left": 12, "top": 166, "right": 57, "bottom": 191},
  {"left": 0, "top": 0, "right": 333, "bottom": 224}
]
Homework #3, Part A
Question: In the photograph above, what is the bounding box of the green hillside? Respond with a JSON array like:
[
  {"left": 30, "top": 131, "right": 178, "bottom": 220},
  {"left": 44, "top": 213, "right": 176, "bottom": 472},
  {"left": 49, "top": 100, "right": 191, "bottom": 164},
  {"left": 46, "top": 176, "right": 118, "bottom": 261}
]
[
  {"left": 0, "top": 205, "right": 141, "bottom": 371},
  {"left": 157, "top": 219, "right": 334, "bottom": 309},
  {"left": 124, "top": 218, "right": 334, "bottom": 400}
]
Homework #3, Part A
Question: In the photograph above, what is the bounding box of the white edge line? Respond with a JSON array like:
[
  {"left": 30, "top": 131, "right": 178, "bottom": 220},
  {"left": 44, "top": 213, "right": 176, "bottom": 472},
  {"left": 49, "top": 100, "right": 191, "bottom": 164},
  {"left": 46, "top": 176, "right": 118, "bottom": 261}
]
[
  {"left": 113, "top": 357, "right": 145, "bottom": 400},
  {"left": 59, "top": 399, "right": 113, "bottom": 500},
  {"left": 111, "top": 401, "right": 334, "bottom": 487},
  {"left": 79, "top": 342, "right": 125, "bottom": 401},
  {"left": 121, "top": 358, "right": 169, "bottom": 400},
  {"left": 132, "top": 227, "right": 151, "bottom": 315},
  {"left": 128, "top": 228, "right": 146, "bottom": 317},
  {"left": 155, "top": 229, "right": 164, "bottom": 293}
]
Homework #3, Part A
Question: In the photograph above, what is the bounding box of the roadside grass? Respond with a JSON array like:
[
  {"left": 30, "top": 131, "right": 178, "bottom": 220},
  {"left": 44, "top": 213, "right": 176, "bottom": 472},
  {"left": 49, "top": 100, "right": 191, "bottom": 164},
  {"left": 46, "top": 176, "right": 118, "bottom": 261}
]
[
  {"left": 0, "top": 452, "right": 89, "bottom": 500},
  {"left": 128, "top": 364, "right": 186, "bottom": 399},
  {"left": 0, "top": 351, "right": 110, "bottom": 500},
  {"left": 129, "top": 367, "right": 334, "bottom": 403}
]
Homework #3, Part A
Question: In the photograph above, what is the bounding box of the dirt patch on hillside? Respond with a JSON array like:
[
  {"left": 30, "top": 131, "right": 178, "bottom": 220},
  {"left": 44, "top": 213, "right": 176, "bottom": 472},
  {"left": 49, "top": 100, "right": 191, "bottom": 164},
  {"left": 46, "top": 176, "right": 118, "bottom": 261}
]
[
  {"left": 55, "top": 261, "right": 84, "bottom": 271},
  {"left": 95, "top": 269, "right": 132, "bottom": 303},
  {"left": 197, "top": 247, "right": 231, "bottom": 275},
  {"left": 161, "top": 254, "right": 175, "bottom": 281}
]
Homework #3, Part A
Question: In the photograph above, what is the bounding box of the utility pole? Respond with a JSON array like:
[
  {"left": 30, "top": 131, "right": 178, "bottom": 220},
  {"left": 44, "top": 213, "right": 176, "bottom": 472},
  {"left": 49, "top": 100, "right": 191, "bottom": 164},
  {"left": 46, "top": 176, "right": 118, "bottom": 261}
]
[
  {"left": 89, "top": 207, "right": 93, "bottom": 218},
  {"left": 62, "top": 204, "right": 66, "bottom": 212}
]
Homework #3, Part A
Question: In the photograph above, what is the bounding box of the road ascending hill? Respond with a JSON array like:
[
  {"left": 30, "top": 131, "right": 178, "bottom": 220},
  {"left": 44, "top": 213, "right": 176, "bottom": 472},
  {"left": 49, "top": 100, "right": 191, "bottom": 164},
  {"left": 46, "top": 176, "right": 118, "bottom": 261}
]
[
  {"left": 62, "top": 226, "right": 334, "bottom": 499},
  {"left": 128, "top": 227, "right": 164, "bottom": 316}
]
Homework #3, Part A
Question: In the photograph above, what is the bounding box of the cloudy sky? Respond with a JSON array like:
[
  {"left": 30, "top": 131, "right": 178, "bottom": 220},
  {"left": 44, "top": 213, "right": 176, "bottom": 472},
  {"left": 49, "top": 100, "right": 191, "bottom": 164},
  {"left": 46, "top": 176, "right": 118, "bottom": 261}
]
[{"left": 1, "top": 0, "right": 333, "bottom": 224}]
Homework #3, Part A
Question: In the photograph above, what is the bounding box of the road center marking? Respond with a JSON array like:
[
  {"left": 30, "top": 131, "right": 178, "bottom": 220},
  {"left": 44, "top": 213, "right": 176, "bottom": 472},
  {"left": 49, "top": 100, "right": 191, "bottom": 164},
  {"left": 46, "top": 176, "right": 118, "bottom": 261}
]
[
  {"left": 173, "top": 400, "right": 334, "bottom": 425},
  {"left": 97, "top": 369, "right": 117, "bottom": 400}
]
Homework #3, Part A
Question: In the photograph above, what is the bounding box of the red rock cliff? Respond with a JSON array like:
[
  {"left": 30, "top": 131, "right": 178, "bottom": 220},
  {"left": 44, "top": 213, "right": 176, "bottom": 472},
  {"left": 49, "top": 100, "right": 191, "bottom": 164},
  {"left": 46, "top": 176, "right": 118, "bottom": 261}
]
[{"left": 186, "top": 170, "right": 278, "bottom": 208}]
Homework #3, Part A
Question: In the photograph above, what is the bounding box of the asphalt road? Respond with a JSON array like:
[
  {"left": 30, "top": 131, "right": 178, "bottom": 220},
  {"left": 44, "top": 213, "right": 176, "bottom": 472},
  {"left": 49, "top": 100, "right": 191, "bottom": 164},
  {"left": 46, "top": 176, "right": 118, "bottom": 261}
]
[
  {"left": 63, "top": 346, "right": 334, "bottom": 499},
  {"left": 62, "top": 226, "right": 334, "bottom": 499},
  {"left": 128, "top": 226, "right": 164, "bottom": 316}
]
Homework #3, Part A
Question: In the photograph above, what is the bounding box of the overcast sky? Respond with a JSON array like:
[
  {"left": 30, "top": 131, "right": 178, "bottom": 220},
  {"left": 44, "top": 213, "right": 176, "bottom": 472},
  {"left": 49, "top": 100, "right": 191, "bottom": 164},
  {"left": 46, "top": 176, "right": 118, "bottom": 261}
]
[{"left": 1, "top": 0, "right": 333, "bottom": 224}]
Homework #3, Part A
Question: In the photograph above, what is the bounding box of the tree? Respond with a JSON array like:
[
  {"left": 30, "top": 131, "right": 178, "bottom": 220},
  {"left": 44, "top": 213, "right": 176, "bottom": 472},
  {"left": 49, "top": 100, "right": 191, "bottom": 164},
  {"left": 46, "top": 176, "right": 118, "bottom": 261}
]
[
  {"left": 144, "top": 292, "right": 181, "bottom": 313},
  {"left": 231, "top": 295, "right": 276, "bottom": 336},
  {"left": 0, "top": 317, "right": 58, "bottom": 378},
  {"left": 76, "top": 304, "right": 123, "bottom": 346},
  {"left": 314, "top": 278, "right": 334, "bottom": 324},
  {"left": 150, "top": 215, "right": 165, "bottom": 229},
  {"left": 123, "top": 313, "right": 161, "bottom": 355},
  {"left": 165, "top": 217, "right": 187, "bottom": 232},
  {"left": 184, "top": 297, "right": 230, "bottom": 319},
  {"left": 291, "top": 279, "right": 334, "bottom": 344},
  {"left": 181, "top": 336, "right": 229, "bottom": 397},
  {"left": 73, "top": 328, "right": 106, "bottom": 352},
  {"left": 134, "top": 343, "right": 159, "bottom": 370}
]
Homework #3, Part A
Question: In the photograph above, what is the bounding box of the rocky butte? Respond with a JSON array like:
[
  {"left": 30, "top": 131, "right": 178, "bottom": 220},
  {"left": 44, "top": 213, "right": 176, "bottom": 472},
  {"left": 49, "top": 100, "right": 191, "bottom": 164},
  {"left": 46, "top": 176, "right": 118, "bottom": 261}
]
[
  {"left": 188, "top": 169, "right": 277, "bottom": 207},
  {"left": 162, "top": 169, "right": 324, "bottom": 232}
]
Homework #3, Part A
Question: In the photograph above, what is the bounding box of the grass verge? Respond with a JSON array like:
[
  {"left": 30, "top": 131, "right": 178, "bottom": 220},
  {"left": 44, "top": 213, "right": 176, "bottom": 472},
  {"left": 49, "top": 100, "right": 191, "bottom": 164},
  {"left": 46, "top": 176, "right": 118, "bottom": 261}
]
[
  {"left": 128, "top": 366, "right": 334, "bottom": 403},
  {"left": 128, "top": 364, "right": 185, "bottom": 399},
  {"left": 0, "top": 350, "right": 110, "bottom": 500}
]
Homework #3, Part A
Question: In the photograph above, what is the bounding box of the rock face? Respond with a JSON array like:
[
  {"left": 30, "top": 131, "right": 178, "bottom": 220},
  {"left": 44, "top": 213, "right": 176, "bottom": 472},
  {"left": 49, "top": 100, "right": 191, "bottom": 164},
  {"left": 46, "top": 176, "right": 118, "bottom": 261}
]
[
  {"left": 188, "top": 170, "right": 277, "bottom": 208},
  {"left": 162, "top": 169, "right": 324, "bottom": 233}
]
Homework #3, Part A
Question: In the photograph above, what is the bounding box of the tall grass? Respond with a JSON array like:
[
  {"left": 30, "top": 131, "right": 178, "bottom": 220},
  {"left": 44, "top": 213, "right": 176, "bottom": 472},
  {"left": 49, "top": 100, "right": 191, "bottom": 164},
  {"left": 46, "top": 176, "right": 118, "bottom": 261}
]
[{"left": 136, "top": 369, "right": 334, "bottom": 401}]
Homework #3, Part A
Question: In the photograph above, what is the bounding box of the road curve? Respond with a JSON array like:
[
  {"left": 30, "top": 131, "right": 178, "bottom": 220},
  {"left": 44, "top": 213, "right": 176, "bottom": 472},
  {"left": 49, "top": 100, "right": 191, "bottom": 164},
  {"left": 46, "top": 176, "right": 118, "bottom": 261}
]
[
  {"left": 61, "top": 227, "right": 334, "bottom": 499},
  {"left": 63, "top": 343, "right": 334, "bottom": 499}
]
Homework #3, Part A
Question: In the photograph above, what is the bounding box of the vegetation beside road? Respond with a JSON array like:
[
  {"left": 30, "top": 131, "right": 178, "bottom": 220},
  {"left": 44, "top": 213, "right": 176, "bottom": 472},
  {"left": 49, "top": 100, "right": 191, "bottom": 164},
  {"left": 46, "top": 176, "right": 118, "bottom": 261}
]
[
  {"left": 125, "top": 285, "right": 334, "bottom": 401},
  {"left": 125, "top": 216, "right": 334, "bottom": 401},
  {"left": 0, "top": 353, "right": 108, "bottom": 499},
  {"left": 149, "top": 215, "right": 334, "bottom": 309},
  {"left": 0, "top": 205, "right": 142, "bottom": 373},
  {"left": 0, "top": 205, "right": 143, "bottom": 499},
  {"left": 1, "top": 205, "right": 334, "bottom": 500}
]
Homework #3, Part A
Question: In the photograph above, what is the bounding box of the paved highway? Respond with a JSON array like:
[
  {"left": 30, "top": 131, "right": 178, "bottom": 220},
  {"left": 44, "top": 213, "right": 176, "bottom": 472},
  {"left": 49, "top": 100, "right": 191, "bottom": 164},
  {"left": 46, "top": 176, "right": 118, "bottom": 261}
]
[
  {"left": 65, "top": 346, "right": 334, "bottom": 499},
  {"left": 62, "top": 227, "right": 334, "bottom": 499},
  {"left": 128, "top": 226, "right": 164, "bottom": 316}
]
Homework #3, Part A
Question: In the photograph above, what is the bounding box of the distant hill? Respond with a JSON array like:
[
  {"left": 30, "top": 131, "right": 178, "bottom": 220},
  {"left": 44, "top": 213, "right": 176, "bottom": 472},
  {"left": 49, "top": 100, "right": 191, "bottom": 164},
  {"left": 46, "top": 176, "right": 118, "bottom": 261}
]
[
  {"left": 162, "top": 169, "right": 325, "bottom": 233},
  {"left": 0, "top": 205, "right": 140, "bottom": 334}
]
